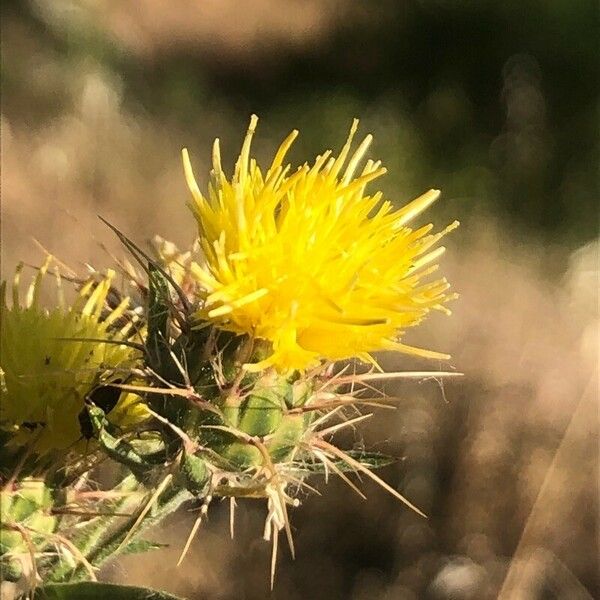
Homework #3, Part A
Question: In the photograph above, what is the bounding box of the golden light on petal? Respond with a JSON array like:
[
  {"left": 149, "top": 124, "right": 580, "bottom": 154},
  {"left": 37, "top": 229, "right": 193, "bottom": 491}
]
[{"left": 183, "top": 117, "right": 458, "bottom": 372}]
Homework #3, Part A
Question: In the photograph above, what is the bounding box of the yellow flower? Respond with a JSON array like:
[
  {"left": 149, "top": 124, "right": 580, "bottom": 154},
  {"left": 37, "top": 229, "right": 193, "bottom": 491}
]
[
  {"left": 182, "top": 116, "right": 458, "bottom": 372},
  {"left": 0, "top": 259, "right": 142, "bottom": 455}
]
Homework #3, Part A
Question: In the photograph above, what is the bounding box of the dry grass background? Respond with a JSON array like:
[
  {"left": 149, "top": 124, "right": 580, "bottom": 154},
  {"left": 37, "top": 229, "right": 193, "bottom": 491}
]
[{"left": 2, "top": 2, "right": 598, "bottom": 598}]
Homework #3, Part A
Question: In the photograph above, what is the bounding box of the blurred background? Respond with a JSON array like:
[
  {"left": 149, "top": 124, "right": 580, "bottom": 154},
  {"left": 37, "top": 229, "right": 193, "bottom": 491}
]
[{"left": 2, "top": 1, "right": 598, "bottom": 598}]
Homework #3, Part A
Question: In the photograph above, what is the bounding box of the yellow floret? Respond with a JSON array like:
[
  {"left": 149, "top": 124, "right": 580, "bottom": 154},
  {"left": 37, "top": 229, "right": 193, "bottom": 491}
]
[
  {"left": 0, "top": 259, "right": 143, "bottom": 455},
  {"left": 183, "top": 116, "right": 458, "bottom": 372}
]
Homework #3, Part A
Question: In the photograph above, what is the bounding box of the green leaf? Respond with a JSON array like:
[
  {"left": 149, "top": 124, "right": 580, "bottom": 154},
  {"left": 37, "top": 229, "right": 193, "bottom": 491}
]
[
  {"left": 33, "top": 582, "right": 185, "bottom": 600},
  {"left": 86, "top": 405, "right": 149, "bottom": 477},
  {"left": 77, "top": 488, "right": 191, "bottom": 578},
  {"left": 295, "top": 450, "right": 397, "bottom": 474},
  {"left": 45, "top": 476, "right": 140, "bottom": 583},
  {"left": 145, "top": 264, "right": 191, "bottom": 424},
  {"left": 121, "top": 538, "right": 168, "bottom": 555},
  {"left": 147, "top": 263, "right": 171, "bottom": 373}
]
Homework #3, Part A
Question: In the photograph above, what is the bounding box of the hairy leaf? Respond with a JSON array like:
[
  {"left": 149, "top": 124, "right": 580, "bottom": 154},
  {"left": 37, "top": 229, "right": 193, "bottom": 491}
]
[
  {"left": 294, "top": 450, "right": 397, "bottom": 473},
  {"left": 33, "top": 582, "right": 185, "bottom": 599}
]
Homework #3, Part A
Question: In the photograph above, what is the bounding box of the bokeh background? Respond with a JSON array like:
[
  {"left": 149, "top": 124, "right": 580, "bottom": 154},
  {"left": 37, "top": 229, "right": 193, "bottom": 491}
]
[{"left": 2, "top": 1, "right": 598, "bottom": 598}]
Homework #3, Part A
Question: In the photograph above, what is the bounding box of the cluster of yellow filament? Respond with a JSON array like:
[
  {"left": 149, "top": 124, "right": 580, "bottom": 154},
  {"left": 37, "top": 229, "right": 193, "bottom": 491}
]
[
  {"left": 0, "top": 259, "right": 140, "bottom": 454},
  {"left": 183, "top": 116, "right": 458, "bottom": 372}
]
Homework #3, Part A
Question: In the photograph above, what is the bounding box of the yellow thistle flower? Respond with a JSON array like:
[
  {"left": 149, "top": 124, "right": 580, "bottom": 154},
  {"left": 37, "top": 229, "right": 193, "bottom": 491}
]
[
  {"left": 182, "top": 116, "right": 458, "bottom": 372},
  {"left": 0, "top": 259, "right": 143, "bottom": 455}
]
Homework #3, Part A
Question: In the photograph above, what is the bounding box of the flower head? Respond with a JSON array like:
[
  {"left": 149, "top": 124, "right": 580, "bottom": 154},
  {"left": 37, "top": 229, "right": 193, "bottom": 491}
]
[
  {"left": 183, "top": 116, "right": 457, "bottom": 372},
  {"left": 0, "top": 259, "right": 142, "bottom": 455}
]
